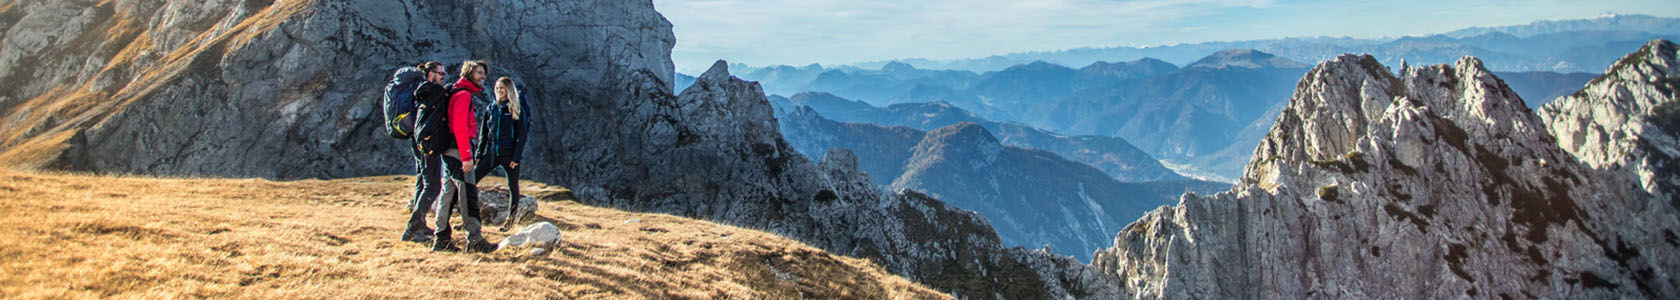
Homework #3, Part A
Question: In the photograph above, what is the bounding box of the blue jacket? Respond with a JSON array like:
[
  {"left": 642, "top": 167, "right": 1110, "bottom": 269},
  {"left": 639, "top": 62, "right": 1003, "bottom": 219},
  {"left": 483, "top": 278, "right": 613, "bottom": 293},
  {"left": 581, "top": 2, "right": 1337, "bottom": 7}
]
[{"left": 476, "top": 91, "right": 530, "bottom": 162}]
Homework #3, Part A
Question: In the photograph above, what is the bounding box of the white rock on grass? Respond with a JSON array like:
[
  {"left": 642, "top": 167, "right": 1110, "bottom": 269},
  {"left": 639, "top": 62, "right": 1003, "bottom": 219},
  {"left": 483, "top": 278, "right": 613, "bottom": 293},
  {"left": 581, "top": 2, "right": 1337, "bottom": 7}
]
[{"left": 499, "top": 222, "right": 561, "bottom": 252}]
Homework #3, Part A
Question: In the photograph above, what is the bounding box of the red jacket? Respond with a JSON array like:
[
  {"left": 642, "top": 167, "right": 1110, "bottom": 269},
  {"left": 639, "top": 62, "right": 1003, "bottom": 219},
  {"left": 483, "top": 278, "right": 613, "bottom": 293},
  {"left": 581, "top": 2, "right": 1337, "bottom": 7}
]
[{"left": 449, "top": 78, "right": 482, "bottom": 162}]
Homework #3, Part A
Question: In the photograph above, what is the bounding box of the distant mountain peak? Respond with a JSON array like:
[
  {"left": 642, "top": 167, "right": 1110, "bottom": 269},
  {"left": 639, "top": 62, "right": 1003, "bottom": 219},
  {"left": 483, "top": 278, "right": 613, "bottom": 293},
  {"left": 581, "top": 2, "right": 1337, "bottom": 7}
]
[
  {"left": 1009, "top": 60, "right": 1068, "bottom": 71},
  {"left": 1185, "top": 49, "right": 1309, "bottom": 70},
  {"left": 882, "top": 61, "right": 917, "bottom": 72},
  {"left": 925, "top": 122, "right": 999, "bottom": 145},
  {"left": 699, "top": 59, "right": 734, "bottom": 82}
]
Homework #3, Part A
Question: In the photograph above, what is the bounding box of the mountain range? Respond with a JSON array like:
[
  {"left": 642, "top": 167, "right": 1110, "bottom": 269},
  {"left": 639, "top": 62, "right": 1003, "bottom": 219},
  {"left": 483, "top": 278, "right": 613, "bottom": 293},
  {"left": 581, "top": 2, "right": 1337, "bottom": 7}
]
[
  {"left": 769, "top": 91, "right": 1184, "bottom": 183},
  {"left": 774, "top": 103, "right": 1225, "bottom": 260},
  {"left": 724, "top": 47, "right": 1612, "bottom": 180},
  {"left": 840, "top": 14, "right": 1680, "bottom": 74}
]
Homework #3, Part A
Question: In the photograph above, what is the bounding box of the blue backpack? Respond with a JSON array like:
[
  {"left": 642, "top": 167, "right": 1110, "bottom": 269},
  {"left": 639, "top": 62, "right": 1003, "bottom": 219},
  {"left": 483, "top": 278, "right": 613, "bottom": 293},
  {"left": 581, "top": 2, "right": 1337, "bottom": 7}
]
[{"left": 383, "top": 66, "right": 426, "bottom": 139}]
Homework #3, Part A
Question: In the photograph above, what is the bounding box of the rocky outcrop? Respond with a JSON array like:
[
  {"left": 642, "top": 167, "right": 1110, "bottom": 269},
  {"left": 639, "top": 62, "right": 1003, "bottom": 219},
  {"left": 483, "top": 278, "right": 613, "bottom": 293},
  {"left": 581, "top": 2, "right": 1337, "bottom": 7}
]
[
  {"left": 1538, "top": 39, "right": 1680, "bottom": 208},
  {"left": 0, "top": 1, "right": 1123, "bottom": 298},
  {"left": 1092, "top": 48, "right": 1680, "bottom": 298}
]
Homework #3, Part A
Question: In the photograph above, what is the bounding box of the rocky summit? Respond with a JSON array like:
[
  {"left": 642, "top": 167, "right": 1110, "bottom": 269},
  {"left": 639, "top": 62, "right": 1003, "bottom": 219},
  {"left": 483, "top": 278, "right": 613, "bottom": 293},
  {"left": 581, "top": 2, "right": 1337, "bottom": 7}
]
[
  {"left": 1092, "top": 41, "right": 1680, "bottom": 299},
  {"left": 1538, "top": 39, "right": 1680, "bottom": 209}
]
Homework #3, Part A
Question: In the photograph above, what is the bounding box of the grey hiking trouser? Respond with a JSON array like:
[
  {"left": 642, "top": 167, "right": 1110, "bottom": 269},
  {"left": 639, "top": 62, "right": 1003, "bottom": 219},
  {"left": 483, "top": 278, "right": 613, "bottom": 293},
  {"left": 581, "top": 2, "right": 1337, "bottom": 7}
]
[{"left": 436, "top": 151, "right": 485, "bottom": 243}]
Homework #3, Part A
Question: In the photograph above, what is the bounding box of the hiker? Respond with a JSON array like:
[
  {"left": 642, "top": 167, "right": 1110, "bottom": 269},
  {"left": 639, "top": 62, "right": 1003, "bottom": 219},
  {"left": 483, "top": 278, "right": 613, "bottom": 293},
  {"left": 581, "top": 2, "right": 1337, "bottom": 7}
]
[
  {"left": 399, "top": 61, "right": 448, "bottom": 243},
  {"left": 474, "top": 76, "right": 531, "bottom": 232},
  {"left": 432, "top": 60, "right": 497, "bottom": 253}
]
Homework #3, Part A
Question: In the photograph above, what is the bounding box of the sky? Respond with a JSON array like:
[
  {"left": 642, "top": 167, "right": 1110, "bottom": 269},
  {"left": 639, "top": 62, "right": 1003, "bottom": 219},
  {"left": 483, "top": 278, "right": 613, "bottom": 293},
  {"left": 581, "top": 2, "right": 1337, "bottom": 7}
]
[{"left": 651, "top": 0, "right": 1680, "bottom": 74}]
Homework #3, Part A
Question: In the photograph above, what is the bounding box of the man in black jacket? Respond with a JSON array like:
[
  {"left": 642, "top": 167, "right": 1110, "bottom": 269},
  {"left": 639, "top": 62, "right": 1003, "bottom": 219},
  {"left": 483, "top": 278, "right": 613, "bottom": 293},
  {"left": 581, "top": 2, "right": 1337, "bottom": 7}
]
[{"left": 400, "top": 61, "right": 449, "bottom": 243}]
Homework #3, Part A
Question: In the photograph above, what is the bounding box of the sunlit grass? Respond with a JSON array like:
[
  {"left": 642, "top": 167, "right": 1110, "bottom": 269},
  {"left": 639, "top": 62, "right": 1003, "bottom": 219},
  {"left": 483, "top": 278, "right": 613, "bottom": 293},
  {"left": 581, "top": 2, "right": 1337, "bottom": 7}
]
[{"left": 0, "top": 169, "right": 947, "bottom": 299}]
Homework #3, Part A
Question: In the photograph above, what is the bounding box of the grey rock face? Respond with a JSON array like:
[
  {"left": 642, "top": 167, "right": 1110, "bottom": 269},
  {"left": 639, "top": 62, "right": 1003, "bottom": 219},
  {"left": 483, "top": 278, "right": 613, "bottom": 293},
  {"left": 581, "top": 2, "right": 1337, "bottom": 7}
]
[
  {"left": 1092, "top": 49, "right": 1680, "bottom": 299},
  {"left": 1538, "top": 39, "right": 1680, "bottom": 208},
  {"left": 0, "top": 0, "right": 675, "bottom": 179}
]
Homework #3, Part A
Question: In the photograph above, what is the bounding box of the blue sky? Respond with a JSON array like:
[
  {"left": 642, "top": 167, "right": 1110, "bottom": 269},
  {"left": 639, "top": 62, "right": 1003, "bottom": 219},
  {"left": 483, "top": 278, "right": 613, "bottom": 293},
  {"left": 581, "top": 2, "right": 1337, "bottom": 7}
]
[{"left": 652, "top": 0, "right": 1680, "bottom": 74}]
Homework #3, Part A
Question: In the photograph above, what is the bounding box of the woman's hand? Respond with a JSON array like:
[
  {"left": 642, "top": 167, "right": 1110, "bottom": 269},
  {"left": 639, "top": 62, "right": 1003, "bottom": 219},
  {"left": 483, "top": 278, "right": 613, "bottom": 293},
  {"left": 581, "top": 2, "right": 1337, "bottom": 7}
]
[
  {"left": 510, "top": 162, "right": 519, "bottom": 169},
  {"left": 463, "top": 159, "right": 475, "bottom": 173}
]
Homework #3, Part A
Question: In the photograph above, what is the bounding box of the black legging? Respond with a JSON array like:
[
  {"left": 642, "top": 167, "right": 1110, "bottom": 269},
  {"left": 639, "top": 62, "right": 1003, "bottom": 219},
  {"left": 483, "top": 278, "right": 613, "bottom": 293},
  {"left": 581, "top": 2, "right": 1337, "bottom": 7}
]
[{"left": 475, "top": 153, "right": 520, "bottom": 214}]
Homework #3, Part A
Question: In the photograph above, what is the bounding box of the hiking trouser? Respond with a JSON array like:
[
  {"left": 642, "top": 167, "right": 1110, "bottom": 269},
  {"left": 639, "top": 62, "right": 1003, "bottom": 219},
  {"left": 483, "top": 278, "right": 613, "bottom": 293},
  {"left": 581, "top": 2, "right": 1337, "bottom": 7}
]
[
  {"left": 436, "top": 151, "right": 485, "bottom": 243},
  {"left": 404, "top": 143, "right": 442, "bottom": 234},
  {"left": 474, "top": 152, "right": 521, "bottom": 212}
]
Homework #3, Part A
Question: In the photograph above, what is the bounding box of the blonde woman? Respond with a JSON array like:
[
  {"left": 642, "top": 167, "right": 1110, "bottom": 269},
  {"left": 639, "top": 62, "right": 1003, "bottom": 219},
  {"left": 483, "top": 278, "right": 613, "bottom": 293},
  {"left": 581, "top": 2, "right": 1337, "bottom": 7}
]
[{"left": 475, "top": 76, "right": 531, "bottom": 231}]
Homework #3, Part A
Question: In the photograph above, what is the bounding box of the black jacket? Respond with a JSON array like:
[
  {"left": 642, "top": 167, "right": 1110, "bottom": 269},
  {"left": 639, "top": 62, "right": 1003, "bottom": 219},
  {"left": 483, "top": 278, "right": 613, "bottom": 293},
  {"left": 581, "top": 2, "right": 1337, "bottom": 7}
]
[{"left": 476, "top": 98, "right": 529, "bottom": 162}]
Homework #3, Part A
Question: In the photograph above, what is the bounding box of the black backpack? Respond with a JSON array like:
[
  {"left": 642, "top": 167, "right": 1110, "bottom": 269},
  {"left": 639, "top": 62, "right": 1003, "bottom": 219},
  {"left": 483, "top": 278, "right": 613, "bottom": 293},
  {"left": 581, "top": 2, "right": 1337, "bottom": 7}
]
[
  {"left": 383, "top": 66, "right": 426, "bottom": 139},
  {"left": 413, "top": 82, "right": 463, "bottom": 156}
]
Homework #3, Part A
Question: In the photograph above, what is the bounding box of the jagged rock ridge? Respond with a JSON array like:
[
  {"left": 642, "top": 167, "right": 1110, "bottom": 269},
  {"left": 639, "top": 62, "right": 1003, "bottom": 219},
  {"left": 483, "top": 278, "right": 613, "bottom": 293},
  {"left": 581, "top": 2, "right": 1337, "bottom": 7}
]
[
  {"left": 1538, "top": 40, "right": 1680, "bottom": 208},
  {"left": 1091, "top": 42, "right": 1680, "bottom": 299}
]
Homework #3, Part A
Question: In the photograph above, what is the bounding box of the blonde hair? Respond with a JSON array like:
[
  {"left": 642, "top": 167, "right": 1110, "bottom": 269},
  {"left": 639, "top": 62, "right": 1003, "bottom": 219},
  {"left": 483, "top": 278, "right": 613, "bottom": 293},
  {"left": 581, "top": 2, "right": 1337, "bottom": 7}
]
[{"left": 496, "top": 77, "right": 522, "bottom": 120}]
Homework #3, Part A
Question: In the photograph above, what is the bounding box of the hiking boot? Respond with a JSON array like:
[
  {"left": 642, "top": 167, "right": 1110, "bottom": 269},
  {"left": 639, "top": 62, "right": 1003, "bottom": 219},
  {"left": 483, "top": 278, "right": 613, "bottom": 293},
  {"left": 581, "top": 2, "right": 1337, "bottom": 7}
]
[
  {"left": 400, "top": 229, "right": 434, "bottom": 243},
  {"left": 467, "top": 239, "right": 498, "bottom": 253},
  {"left": 500, "top": 203, "right": 521, "bottom": 232},
  {"left": 431, "top": 237, "right": 461, "bottom": 252},
  {"left": 498, "top": 218, "right": 517, "bottom": 232}
]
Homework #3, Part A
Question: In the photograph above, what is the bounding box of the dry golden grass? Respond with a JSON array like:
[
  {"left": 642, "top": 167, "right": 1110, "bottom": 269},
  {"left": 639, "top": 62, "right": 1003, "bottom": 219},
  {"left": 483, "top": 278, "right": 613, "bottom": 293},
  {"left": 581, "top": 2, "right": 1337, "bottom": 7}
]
[{"left": 0, "top": 169, "right": 950, "bottom": 299}]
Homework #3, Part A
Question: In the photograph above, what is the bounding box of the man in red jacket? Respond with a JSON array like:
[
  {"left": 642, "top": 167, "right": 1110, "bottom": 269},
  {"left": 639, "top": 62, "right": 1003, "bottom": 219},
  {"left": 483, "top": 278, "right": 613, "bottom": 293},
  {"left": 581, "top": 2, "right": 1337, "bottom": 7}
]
[{"left": 433, "top": 60, "right": 496, "bottom": 253}]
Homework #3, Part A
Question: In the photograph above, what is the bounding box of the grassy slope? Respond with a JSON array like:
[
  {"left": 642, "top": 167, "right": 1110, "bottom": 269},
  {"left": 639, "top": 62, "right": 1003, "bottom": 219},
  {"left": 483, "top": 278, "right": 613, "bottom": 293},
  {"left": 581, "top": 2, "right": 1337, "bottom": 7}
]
[{"left": 0, "top": 169, "right": 947, "bottom": 299}]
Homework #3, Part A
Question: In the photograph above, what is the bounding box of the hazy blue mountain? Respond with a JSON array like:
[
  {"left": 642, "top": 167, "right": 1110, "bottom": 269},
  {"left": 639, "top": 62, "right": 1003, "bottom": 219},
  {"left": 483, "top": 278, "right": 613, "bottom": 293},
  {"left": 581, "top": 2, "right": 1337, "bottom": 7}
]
[
  {"left": 774, "top": 106, "right": 925, "bottom": 185},
  {"left": 773, "top": 109, "right": 1226, "bottom": 260},
  {"left": 674, "top": 73, "right": 696, "bottom": 92},
  {"left": 1023, "top": 50, "right": 1309, "bottom": 177},
  {"left": 968, "top": 61, "right": 1082, "bottom": 115},
  {"left": 888, "top": 123, "right": 1226, "bottom": 261},
  {"left": 1076, "top": 58, "right": 1180, "bottom": 81},
  {"left": 739, "top": 63, "right": 827, "bottom": 96},
  {"left": 1495, "top": 71, "right": 1599, "bottom": 108},
  {"left": 772, "top": 92, "right": 1184, "bottom": 182},
  {"left": 739, "top": 61, "right": 979, "bottom": 106},
  {"left": 1182, "top": 48, "right": 1309, "bottom": 69}
]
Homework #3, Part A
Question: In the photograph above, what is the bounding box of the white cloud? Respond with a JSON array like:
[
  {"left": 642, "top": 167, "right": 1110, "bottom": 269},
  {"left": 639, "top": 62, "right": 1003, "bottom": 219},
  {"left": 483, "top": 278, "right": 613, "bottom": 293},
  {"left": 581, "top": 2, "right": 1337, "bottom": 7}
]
[{"left": 654, "top": 0, "right": 1271, "bottom": 73}]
